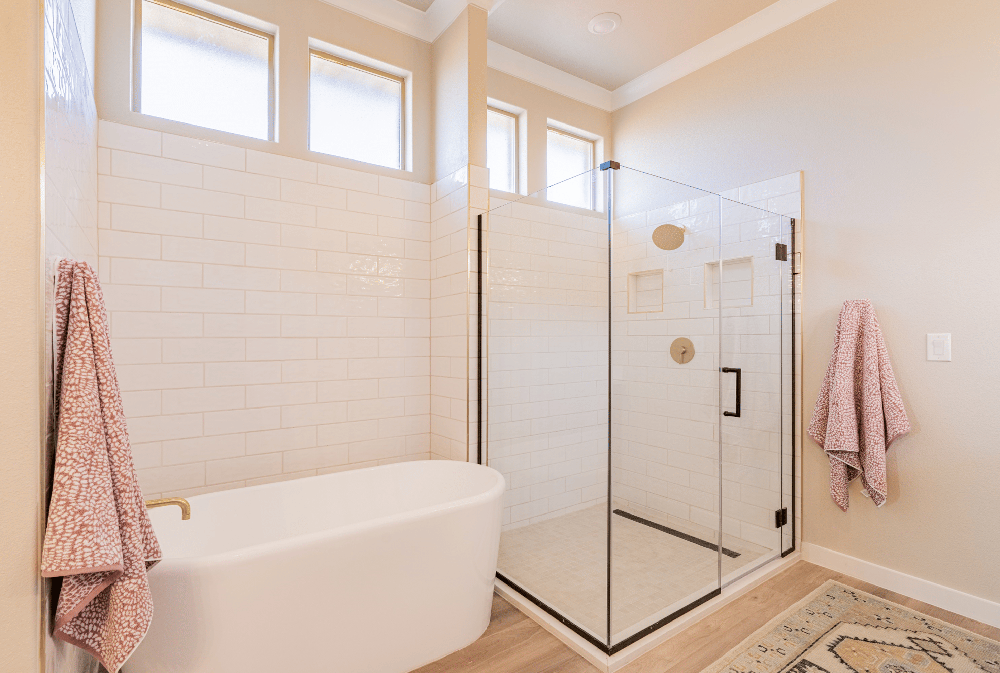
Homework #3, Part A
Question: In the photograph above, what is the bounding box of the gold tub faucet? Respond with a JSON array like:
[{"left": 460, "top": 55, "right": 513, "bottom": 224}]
[{"left": 145, "top": 497, "right": 191, "bottom": 520}]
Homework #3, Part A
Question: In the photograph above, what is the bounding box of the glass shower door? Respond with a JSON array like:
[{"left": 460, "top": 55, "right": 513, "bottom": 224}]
[{"left": 717, "top": 198, "right": 795, "bottom": 576}]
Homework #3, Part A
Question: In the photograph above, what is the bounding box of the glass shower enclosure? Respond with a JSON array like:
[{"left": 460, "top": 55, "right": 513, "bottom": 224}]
[{"left": 478, "top": 164, "right": 795, "bottom": 653}]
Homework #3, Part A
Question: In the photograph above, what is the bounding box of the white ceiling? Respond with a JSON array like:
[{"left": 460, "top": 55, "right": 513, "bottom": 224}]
[
  {"left": 329, "top": 0, "right": 838, "bottom": 109},
  {"left": 487, "top": 0, "right": 781, "bottom": 91}
]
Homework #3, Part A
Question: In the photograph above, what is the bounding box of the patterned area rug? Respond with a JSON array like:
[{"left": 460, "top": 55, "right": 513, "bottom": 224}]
[{"left": 703, "top": 581, "right": 1000, "bottom": 673}]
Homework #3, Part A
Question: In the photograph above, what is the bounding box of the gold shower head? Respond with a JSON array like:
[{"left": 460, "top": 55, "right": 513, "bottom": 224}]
[{"left": 652, "top": 224, "right": 686, "bottom": 251}]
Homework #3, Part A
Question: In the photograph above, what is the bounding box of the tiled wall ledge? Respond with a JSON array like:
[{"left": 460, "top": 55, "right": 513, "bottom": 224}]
[{"left": 95, "top": 120, "right": 436, "bottom": 498}]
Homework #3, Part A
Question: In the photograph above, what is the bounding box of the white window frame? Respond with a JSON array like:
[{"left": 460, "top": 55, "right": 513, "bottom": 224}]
[
  {"left": 546, "top": 125, "right": 597, "bottom": 210},
  {"left": 308, "top": 49, "right": 406, "bottom": 171},
  {"left": 487, "top": 105, "right": 519, "bottom": 194},
  {"left": 132, "top": 0, "right": 276, "bottom": 141}
]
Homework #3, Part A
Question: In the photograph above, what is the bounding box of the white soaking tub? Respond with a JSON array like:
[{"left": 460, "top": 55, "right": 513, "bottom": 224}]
[{"left": 129, "top": 460, "right": 505, "bottom": 673}]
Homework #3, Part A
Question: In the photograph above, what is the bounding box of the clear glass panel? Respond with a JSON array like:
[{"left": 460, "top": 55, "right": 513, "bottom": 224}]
[
  {"left": 486, "top": 170, "right": 610, "bottom": 644},
  {"left": 547, "top": 129, "right": 594, "bottom": 210},
  {"left": 309, "top": 54, "right": 402, "bottom": 169},
  {"left": 487, "top": 109, "right": 516, "bottom": 193},
  {"left": 610, "top": 167, "right": 722, "bottom": 645},
  {"left": 717, "top": 196, "right": 793, "bottom": 576},
  {"left": 140, "top": 0, "right": 270, "bottom": 140}
]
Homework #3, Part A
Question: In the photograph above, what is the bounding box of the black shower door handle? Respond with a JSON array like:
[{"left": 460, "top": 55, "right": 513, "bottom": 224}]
[{"left": 722, "top": 367, "right": 741, "bottom": 417}]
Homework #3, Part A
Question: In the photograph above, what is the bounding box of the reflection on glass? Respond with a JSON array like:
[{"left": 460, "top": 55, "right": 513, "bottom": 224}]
[
  {"left": 140, "top": 0, "right": 270, "bottom": 140},
  {"left": 309, "top": 53, "right": 402, "bottom": 170},
  {"left": 546, "top": 128, "right": 594, "bottom": 209},
  {"left": 487, "top": 177, "right": 610, "bottom": 642},
  {"left": 487, "top": 108, "right": 516, "bottom": 193}
]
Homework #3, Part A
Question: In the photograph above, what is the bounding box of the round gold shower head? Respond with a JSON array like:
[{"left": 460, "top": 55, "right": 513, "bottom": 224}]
[{"left": 652, "top": 224, "right": 685, "bottom": 251}]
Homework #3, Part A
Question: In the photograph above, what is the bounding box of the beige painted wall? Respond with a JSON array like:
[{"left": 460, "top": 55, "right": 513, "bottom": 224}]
[
  {"left": 0, "top": 0, "right": 44, "bottom": 669},
  {"left": 468, "top": 8, "right": 487, "bottom": 172},
  {"left": 97, "top": 0, "right": 435, "bottom": 183},
  {"left": 431, "top": 6, "right": 488, "bottom": 181},
  {"left": 612, "top": 0, "right": 1000, "bottom": 602},
  {"left": 431, "top": 7, "right": 469, "bottom": 181},
  {"left": 487, "top": 68, "right": 611, "bottom": 195}
]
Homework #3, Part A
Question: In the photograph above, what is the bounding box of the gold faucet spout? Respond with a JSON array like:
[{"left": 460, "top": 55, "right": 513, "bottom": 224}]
[{"left": 145, "top": 497, "right": 191, "bottom": 520}]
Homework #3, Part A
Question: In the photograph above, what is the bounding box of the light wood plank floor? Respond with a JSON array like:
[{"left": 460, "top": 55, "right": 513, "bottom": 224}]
[
  {"left": 412, "top": 594, "right": 601, "bottom": 673},
  {"left": 619, "top": 561, "right": 1000, "bottom": 673},
  {"left": 414, "top": 561, "right": 1000, "bottom": 673}
]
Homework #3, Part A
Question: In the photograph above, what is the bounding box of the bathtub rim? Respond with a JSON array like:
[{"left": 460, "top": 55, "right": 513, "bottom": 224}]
[{"left": 149, "top": 461, "right": 506, "bottom": 569}]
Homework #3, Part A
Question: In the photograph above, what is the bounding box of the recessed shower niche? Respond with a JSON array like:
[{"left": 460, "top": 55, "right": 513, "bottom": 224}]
[
  {"left": 627, "top": 269, "right": 664, "bottom": 313},
  {"left": 705, "top": 256, "right": 754, "bottom": 309}
]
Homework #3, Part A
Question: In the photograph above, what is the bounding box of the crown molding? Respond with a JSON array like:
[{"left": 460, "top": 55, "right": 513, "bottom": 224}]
[
  {"left": 485, "top": 0, "right": 839, "bottom": 112},
  {"left": 487, "top": 41, "right": 615, "bottom": 111},
  {"left": 321, "top": 0, "right": 838, "bottom": 106},
  {"left": 318, "top": 0, "right": 493, "bottom": 43}
]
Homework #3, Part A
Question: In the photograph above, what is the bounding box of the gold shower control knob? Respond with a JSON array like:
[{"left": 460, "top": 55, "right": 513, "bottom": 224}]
[{"left": 670, "top": 338, "right": 695, "bottom": 364}]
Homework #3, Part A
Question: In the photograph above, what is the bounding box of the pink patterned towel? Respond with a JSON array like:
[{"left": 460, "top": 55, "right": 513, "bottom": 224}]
[
  {"left": 808, "top": 300, "right": 910, "bottom": 511},
  {"left": 41, "top": 260, "right": 161, "bottom": 673}
]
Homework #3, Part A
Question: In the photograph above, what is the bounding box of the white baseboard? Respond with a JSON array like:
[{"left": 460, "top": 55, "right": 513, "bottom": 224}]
[{"left": 802, "top": 542, "right": 1000, "bottom": 629}]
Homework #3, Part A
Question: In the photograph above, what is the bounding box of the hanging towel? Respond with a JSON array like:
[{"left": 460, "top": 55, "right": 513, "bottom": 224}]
[
  {"left": 41, "top": 260, "right": 161, "bottom": 673},
  {"left": 808, "top": 300, "right": 910, "bottom": 511}
]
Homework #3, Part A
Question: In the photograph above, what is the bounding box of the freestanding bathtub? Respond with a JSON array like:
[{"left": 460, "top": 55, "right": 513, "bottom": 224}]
[{"left": 128, "top": 460, "right": 505, "bottom": 673}]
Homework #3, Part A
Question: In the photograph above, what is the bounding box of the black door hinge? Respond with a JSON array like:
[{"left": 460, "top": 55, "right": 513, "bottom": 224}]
[
  {"left": 775, "top": 507, "right": 788, "bottom": 528},
  {"left": 775, "top": 243, "right": 788, "bottom": 261}
]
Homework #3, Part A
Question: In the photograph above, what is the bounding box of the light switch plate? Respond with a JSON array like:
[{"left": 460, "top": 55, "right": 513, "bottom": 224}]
[{"left": 927, "top": 333, "right": 951, "bottom": 361}]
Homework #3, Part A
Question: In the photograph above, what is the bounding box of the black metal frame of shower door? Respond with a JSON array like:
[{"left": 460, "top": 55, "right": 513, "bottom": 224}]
[
  {"left": 781, "top": 217, "right": 798, "bottom": 559},
  {"left": 474, "top": 171, "right": 796, "bottom": 657}
]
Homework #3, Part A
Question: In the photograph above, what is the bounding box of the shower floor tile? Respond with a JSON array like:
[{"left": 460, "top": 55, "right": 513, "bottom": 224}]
[{"left": 498, "top": 505, "right": 771, "bottom": 642}]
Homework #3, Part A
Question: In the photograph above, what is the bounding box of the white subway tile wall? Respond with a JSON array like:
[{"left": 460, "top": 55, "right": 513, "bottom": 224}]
[
  {"left": 97, "top": 121, "right": 435, "bottom": 497},
  {"left": 429, "top": 166, "right": 477, "bottom": 461},
  {"left": 45, "top": 0, "right": 100, "bottom": 485},
  {"left": 46, "top": 52, "right": 98, "bottom": 268},
  {"left": 487, "top": 196, "right": 610, "bottom": 530}
]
